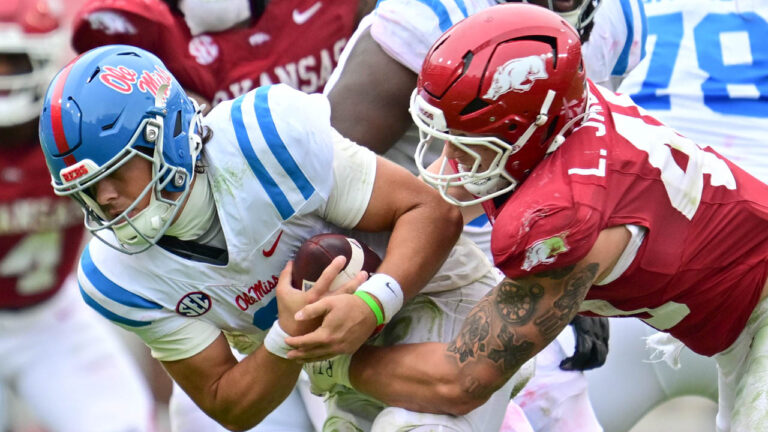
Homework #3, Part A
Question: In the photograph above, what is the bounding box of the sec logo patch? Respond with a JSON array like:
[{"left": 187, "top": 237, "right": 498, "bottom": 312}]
[{"left": 176, "top": 292, "right": 212, "bottom": 317}]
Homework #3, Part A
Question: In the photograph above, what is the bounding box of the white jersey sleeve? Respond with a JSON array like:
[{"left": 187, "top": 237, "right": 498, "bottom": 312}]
[
  {"left": 370, "top": 0, "right": 493, "bottom": 73},
  {"left": 202, "top": 84, "right": 339, "bottom": 237},
  {"left": 325, "top": 129, "right": 377, "bottom": 228},
  {"left": 617, "top": 0, "right": 768, "bottom": 182},
  {"left": 211, "top": 84, "right": 377, "bottom": 229},
  {"left": 582, "top": 0, "right": 648, "bottom": 89},
  {"left": 227, "top": 83, "right": 337, "bottom": 214}
]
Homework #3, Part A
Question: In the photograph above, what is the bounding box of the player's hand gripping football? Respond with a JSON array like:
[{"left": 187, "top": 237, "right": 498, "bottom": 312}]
[
  {"left": 275, "top": 256, "right": 377, "bottom": 361},
  {"left": 275, "top": 256, "right": 362, "bottom": 336}
]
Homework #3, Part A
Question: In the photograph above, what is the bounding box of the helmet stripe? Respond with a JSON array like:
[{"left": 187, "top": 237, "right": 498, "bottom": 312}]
[{"left": 49, "top": 62, "right": 77, "bottom": 166}]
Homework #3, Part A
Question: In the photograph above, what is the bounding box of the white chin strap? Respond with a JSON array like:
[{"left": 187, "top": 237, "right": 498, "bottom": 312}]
[
  {"left": 179, "top": 0, "right": 252, "bottom": 35},
  {"left": 503, "top": 0, "right": 596, "bottom": 32},
  {"left": 112, "top": 192, "right": 176, "bottom": 248},
  {"left": 558, "top": 2, "right": 592, "bottom": 30},
  {"left": 459, "top": 163, "right": 513, "bottom": 198}
]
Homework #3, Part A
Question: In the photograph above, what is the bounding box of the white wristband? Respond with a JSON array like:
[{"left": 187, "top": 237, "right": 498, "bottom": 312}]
[
  {"left": 263, "top": 321, "right": 294, "bottom": 359},
  {"left": 356, "top": 273, "right": 403, "bottom": 323}
]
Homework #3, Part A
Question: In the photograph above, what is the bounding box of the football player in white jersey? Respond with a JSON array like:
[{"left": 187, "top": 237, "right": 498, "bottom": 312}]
[
  {"left": 38, "top": 44, "right": 525, "bottom": 432},
  {"left": 619, "top": 0, "right": 768, "bottom": 183},
  {"left": 319, "top": 0, "right": 646, "bottom": 431},
  {"left": 0, "top": 1, "right": 155, "bottom": 431}
]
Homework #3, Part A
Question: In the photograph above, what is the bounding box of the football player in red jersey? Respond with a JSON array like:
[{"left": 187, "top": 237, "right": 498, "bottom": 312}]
[
  {"left": 283, "top": 4, "right": 768, "bottom": 431},
  {"left": 70, "top": 0, "right": 375, "bottom": 107},
  {"left": 0, "top": 1, "right": 155, "bottom": 431}
]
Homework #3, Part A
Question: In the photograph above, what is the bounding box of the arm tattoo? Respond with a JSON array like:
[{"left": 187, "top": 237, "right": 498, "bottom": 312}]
[
  {"left": 535, "top": 263, "right": 598, "bottom": 340},
  {"left": 447, "top": 263, "right": 600, "bottom": 377},
  {"left": 493, "top": 279, "right": 544, "bottom": 324},
  {"left": 487, "top": 325, "right": 535, "bottom": 370},
  {"left": 447, "top": 300, "right": 492, "bottom": 362},
  {"left": 553, "top": 263, "right": 598, "bottom": 316}
]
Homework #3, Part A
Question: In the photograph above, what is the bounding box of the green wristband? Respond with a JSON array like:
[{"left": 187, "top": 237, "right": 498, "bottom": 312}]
[{"left": 354, "top": 291, "right": 384, "bottom": 326}]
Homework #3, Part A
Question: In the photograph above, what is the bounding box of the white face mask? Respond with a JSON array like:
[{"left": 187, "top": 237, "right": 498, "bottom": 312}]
[
  {"left": 111, "top": 192, "right": 177, "bottom": 248},
  {"left": 457, "top": 164, "right": 513, "bottom": 198},
  {"left": 179, "top": 0, "right": 252, "bottom": 35}
]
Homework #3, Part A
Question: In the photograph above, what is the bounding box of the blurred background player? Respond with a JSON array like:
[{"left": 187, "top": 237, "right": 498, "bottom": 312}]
[
  {"left": 0, "top": 0, "right": 155, "bottom": 431},
  {"left": 587, "top": 0, "right": 768, "bottom": 430},
  {"left": 619, "top": 0, "right": 768, "bottom": 183},
  {"left": 320, "top": 1, "right": 646, "bottom": 431},
  {"left": 70, "top": 0, "right": 376, "bottom": 108}
]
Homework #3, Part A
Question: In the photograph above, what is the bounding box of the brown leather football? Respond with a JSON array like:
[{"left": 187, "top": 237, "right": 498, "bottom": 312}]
[{"left": 291, "top": 233, "right": 382, "bottom": 291}]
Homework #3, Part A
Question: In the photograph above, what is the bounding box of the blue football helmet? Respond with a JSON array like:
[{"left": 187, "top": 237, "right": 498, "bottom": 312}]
[{"left": 39, "top": 44, "right": 203, "bottom": 254}]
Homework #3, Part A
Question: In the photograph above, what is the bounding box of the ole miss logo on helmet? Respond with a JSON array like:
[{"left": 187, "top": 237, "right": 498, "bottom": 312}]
[{"left": 99, "top": 65, "right": 172, "bottom": 99}]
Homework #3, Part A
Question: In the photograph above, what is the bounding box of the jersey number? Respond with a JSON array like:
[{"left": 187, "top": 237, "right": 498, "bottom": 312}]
[
  {"left": 0, "top": 232, "right": 62, "bottom": 295},
  {"left": 633, "top": 12, "right": 768, "bottom": 116},
  {"left": 612, "top": 105, "right": 736, "bottom": 219}
]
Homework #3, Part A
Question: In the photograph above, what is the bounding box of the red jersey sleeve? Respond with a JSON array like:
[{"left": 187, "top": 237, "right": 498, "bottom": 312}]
[{"left": 492, "top": 196, "right": 602, "bottom": 280}]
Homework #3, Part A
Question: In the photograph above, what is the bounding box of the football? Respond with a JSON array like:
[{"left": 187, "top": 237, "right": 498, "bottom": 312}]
[{"left": 292, "top": 233, "right": 382, "bottom": 291}]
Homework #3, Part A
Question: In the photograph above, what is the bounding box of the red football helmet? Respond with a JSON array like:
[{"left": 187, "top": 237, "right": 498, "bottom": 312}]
[
  {"left": 0, "top": 0, "right": 67, "bottom": 127},
  {"left": 411, "top": 3, "right": 588, "bottom": 206}
]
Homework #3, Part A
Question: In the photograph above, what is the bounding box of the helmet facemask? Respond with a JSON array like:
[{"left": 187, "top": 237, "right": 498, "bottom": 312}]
[
  {"left": 412, "top": 88, "right": 558, "bottom": 206},
  {"left": 54, "top": 92, "right": 204, "bottom": 254}
]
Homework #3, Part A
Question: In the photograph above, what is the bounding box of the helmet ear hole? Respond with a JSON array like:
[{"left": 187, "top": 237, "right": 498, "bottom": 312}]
[
  {"left": 540, "top": 115, "right": 559, "bottom": 145},
  {"left": 173, "top": 110, "right": 183, "bottom": 137},
  {"left": 459, "top": 98, "right": 490, "bottom": 116}
]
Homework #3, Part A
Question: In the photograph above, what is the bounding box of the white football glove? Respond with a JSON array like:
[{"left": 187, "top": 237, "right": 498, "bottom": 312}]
[{"left": 303, "top": 354, "right": 352, "bottom": 395}]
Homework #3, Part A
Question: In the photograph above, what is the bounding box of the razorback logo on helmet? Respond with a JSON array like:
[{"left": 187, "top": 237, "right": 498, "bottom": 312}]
[
  {"left": 483, "top": 55, "right": 548, "bottom": 100},
  {"left": 176, "top": 291, "right": 212, "bottom": 317},
  {"left": 99, "top": 65, "right": 172, "bottom": 98}
]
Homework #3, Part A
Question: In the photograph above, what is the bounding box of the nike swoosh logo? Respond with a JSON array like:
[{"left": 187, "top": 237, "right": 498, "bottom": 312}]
[
  {"left": 385, "top": 282, "right": 396, "bottom": 295},
  {"left": 262, "top": 230, "right": 284, "bottom": 257},
  {"left": 292, "top": 2, "right": 322, "bottom": 25}
]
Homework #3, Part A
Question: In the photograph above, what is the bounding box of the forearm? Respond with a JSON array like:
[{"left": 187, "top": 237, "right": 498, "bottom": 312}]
[
  {"left": 354, "top": 157, "right": 463, "bottom": 301},
  {"left": 378, "top": 203, "right": 462, "bottom": 299},
  {"left": 164, "top": 337, "right": 302, "bottom": 431},
  {"left": 349, "top": 343, "right": 487, "bottom": 415}
]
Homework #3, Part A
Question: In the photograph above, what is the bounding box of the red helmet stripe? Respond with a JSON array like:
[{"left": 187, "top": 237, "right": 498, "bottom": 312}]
[{"left": 50, "top": 62, "right": 77, "bottom": 166}]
